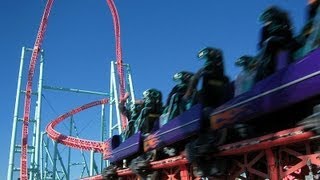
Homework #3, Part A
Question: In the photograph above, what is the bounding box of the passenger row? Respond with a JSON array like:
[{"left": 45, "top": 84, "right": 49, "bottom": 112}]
[{"left": 120, "top": 3, "right": 320, "bottom": 140}]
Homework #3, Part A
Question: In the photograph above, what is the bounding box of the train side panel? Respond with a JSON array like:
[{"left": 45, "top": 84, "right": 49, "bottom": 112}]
[
  {"left": 143, "top": 104, "right": 202, "bottom": 152},
  {"left": 210, "top": 48, "right": 320, "bottom": 130}
]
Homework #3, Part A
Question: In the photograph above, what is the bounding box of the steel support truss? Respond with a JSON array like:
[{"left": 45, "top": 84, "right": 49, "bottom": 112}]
[
  {"left": 7, "top": 47, "right": 110, "bottom": 180},
  {"left": 81, "top": 127, "right": 320, "bottom": 180}
]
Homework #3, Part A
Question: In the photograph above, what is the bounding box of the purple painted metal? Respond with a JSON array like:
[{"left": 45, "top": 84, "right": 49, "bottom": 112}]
[
  {"left": 143, "top": 104, "right": 202, "bottom": 152},
  {"left": 211, "top": 48, "right": 320, "bottom": 129},
  {"left": 109, "top": 105, "right": 201, "bottom": 162},
  {"left": 276, "top": 50, "right": 290, "bottom": 70},
  {"left": 109, "top": 132, "right": 141, "bottom": 162}
]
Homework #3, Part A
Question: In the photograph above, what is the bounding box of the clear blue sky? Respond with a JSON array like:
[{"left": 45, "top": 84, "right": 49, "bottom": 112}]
[{"left": 0, "top": 1, "right": 305, "bottom": 179}]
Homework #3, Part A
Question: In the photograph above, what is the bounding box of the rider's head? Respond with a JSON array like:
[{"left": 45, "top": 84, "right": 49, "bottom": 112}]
[
  {"left": 173, "top": 71, "right": 194, "bottom": 84},
  {"left": 197, "top": 47, "right": 223, "bottom": 62},
  {"left": 259, "top": 6, "right": 291, "bottom": 27},
  {"left": 235, "top": 55, "right": 256, "bottom": 68},
  {"left": 142, "top": 88, "right": 162, "bottom": 104}
]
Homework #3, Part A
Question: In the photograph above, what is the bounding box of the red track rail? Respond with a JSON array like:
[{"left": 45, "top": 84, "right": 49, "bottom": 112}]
[
  {"left": 20, "top": 0, "right": 125, "bottom": 179},
  {"left": 118, "top": 155, "right": 189, "bottom": 176},
  {"left": 20, "top": 0, "right": 54, "bottom": 179},
  {"left": 119, "top": 127, "right": 317, "bottom": 176},
  {"left": 106, "top": 0, "right": 127, "bottom": 130},
  {"left": 80, "top": 127, "right": 317, "bottom": 179},
  {"left": 81, "top": 156, "right": 188, "bottom": 180},
  {"left": 46, "top": 99, "right": 112, "bottom": 158},
  {"left": 216, "top": 126, "right": 315, "bottom": 156}
]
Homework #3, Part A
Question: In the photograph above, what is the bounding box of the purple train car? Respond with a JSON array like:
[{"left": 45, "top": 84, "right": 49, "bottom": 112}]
[{"left": 107, "top": 48, "right": 320, "bottom": 163}]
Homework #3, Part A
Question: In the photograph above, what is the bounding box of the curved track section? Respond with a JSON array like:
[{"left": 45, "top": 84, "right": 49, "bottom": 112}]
[
  {"left": 20, "top": 1, "right": 124, "bottom": 179},
  {"left": 44, "top": 0, "right": 124, "bottom": 155},
  {"left": 46, "top": 99, "right": 112, "bottom": 157},
  {"left": 106, "top": 0, "right": 128, "bottom": 130},
  {"left": 20, "top": 0, "right": 54, "bottom": 179},
  {"left": 106, "top": 0, "right": 124, "bottom": 99}
]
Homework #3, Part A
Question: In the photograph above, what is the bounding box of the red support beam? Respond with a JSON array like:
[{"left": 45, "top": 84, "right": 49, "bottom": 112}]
[
  {"left": 179, "top": 164, "right": 189, "bottom": 180},
  {"left": 266, "top": 148, "right": 279, "bottom": 180},
  {"left": 217, "top": 127, "right": 315, "bottom": 156},
  {"left": 81, "top": 128, "right": 320, "bottom": 180}
]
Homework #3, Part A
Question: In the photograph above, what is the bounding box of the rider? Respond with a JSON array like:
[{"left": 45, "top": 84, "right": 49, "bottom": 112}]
[
  {"left": 102, "top": 93, "right": 144, "bottom": 179},
  {"left": 129, "top": 88, "right": 163, "bottom": 179},
  {"left": 160, "top": 71, "right": 195, "bottom": 126},
  {"left": 256, "top": 6, "right": 300, "bottom": 81},
  {"left": 184, "top": 47, "right": 231, "bottom": 111},
  {"left": 134, "top": 88, "right": 163, "bottom": 135},
  {"left": 234, "top": 55, "right": 258, "bottom": 96},
  {"left": 258, "top": 6, "right": 294, "bottom": 50},
  {"left": 119, "top": 93, "right": 144, "bottom": 139},
  {"left": 184, "top": 47, "right": 231, "bottom": 177}
]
